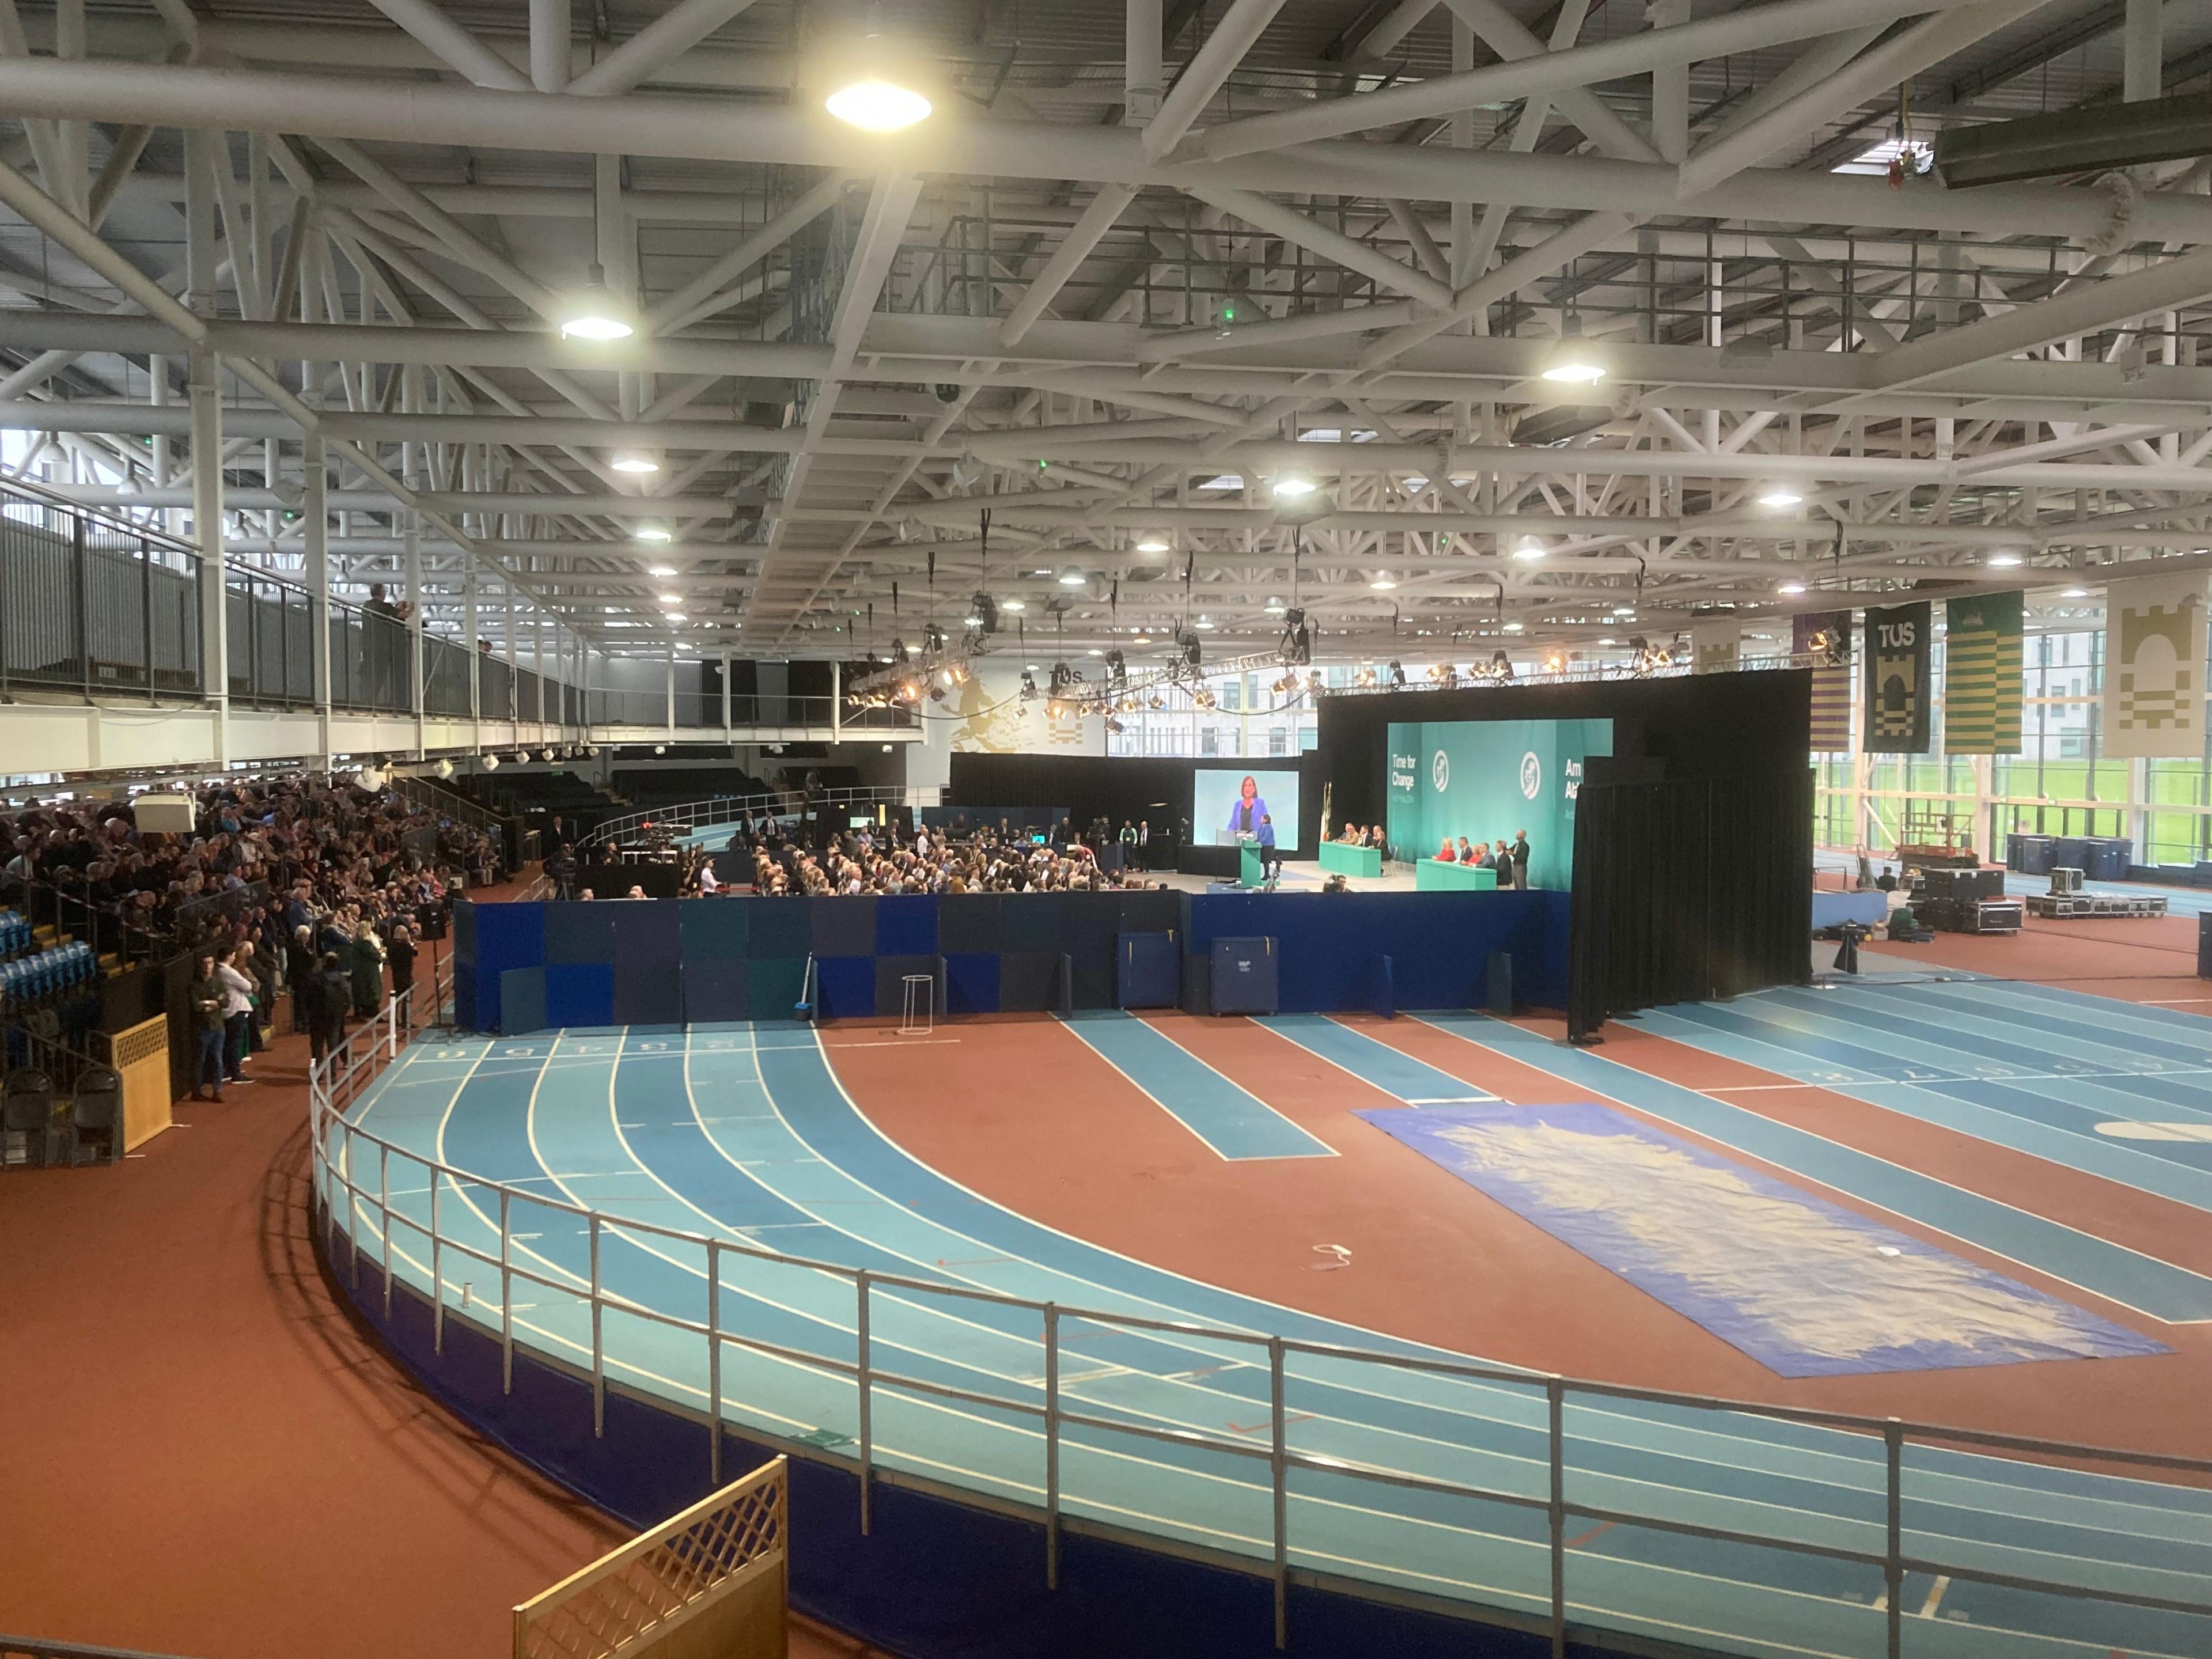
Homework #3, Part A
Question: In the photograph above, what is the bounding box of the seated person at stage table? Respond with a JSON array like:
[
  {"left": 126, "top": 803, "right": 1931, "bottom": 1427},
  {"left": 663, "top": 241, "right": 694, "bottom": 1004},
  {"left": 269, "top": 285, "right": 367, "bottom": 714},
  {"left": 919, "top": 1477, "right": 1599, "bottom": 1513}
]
[
  {"left": 1458, "top": 836, "right": 1480, "bottom": 865},
  {"left": 1435, "top": 839, "right": 1456, "bottom": 862},
  {"left": 1222, "top": 775, "right": 1270, "bottom": 843}
]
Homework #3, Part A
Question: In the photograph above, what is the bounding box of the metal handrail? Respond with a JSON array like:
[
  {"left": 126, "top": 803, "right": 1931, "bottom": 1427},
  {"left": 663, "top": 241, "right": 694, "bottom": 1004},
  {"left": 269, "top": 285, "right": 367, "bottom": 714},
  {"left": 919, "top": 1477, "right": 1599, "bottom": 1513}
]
[
  {"left": 580, "top": 787, "right": 921, "bottom": 850},
  {"left": 305, "top": 1002, "right": 2212, "bottom": 1659}
]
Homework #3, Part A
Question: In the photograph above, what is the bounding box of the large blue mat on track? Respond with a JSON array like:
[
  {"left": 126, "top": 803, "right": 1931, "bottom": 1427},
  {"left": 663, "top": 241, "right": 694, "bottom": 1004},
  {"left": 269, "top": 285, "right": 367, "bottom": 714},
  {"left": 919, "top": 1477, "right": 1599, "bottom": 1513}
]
[{"left": 1355, "top": 1102, "right": 2169, "bottom": 1378}]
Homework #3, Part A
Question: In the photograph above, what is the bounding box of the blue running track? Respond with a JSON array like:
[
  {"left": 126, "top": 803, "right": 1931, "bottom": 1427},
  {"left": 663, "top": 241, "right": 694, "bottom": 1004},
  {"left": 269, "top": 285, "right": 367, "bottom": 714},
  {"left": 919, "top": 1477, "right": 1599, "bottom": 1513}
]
[{"left": 328, "top": 1020, "right": 2212, "bottom": 1659}]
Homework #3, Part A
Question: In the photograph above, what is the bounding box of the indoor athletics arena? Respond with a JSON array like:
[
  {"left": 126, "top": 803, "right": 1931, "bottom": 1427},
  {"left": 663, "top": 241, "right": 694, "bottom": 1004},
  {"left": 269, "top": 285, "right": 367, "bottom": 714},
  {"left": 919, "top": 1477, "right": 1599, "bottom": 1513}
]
[{"left": 4, "top": 5, "right": 2212, "bottom": 1659}]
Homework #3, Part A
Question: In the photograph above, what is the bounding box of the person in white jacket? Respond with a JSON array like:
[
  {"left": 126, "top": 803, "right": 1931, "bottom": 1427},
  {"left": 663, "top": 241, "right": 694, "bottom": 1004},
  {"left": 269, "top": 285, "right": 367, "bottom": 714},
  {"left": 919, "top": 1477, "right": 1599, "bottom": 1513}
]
[{"left": 214, "top": 944, "right": 257, "bottom": 1085}]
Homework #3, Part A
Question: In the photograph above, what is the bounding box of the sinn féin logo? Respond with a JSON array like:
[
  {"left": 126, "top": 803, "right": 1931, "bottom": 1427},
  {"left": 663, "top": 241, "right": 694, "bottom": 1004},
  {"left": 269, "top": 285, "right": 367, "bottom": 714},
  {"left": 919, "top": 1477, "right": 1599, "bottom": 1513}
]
[
  {"left": 1519, "top": 751, "right": 1542, "bottom": 800},
  {"left": 1431, "top": 749, "right": 1449, "bottom": 792}
]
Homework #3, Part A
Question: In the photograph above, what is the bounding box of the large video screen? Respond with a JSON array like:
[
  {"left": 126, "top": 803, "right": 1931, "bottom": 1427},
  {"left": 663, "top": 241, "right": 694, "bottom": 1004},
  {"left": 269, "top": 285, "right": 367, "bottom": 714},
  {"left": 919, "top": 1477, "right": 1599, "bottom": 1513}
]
[
  {"left": 1385, "top": 718, "right": 1613, "bottom": 889},
  {"left": 1194, "top": 767, "right": 1303, "bottom": 853}
]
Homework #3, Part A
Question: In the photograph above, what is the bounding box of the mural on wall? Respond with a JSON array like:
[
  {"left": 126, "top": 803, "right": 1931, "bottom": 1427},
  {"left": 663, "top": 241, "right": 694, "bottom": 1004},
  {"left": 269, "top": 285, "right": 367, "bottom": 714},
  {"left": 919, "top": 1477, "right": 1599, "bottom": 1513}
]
[{"left": 945, "top": 661, "right": 1105, "bottom": 755}]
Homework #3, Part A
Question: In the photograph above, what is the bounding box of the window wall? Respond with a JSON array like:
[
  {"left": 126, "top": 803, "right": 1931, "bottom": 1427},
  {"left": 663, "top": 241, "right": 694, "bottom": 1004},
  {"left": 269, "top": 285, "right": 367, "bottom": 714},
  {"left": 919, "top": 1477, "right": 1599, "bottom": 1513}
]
[{"left": 1819, "top": 620, "right": 2212, "bottom": 869}]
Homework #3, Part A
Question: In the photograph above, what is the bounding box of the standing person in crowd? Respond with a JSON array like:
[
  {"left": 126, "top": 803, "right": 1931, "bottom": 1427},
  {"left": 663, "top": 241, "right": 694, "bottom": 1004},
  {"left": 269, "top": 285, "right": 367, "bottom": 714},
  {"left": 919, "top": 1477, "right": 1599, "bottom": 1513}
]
[
  {"left": 1510, "top": 830, "right": 1531, "bottom": 889},
  {"left": 350, "top": 920, "right": 386, "bottom": 1017},
  {"left": 308, "top": 952, "right": 351, "bottom": 1067},
  {"left": 387, "top": 923, "right": 417, "bottom": 1014},
  {"left": 189, "top": 952, "right": 226, "bottom": 1102},
  {"left": 214, "top": 944, "right": 257, "bottom": 1086},
  {"left": 287, "top": 924, "right": 317, "bottom": 1033}
]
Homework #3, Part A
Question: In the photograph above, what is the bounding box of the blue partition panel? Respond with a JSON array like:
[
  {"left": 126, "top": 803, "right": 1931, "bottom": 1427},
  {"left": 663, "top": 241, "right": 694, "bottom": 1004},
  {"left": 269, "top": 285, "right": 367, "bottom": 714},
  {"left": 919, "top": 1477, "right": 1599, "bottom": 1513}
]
[
  {"left": 875, "top": 895, "right": 940, "bottom": 957},
  {"left": 681, "top": 958, "right": 748, "bottom": 1023},
  {"left": 498, "top": 965, "right": 547, "bottom": 1035},
  {"left": 611, "top": 902, "right": 684, "bottom": 1026},
  {"left": 943, "top": 952, "right": 1002, "bottom": 1014},
  {"left": 680, "top": 898, "right": 749, "bottom": 960},
  {"left": 815, "top": 955, "right": 876, "bottom": 1020},
  {"left": 1118, "top": 933, "right": 1180, "bottom": 1009},
  {"left": 456, "top": 891, "right": 1572, "bottom": 1031},
  {"left": 545, "top": 962, "right": 616, "bottom": 1029},
  {"left": 545, "top": 902, "right": 617, "bottom": 964}
]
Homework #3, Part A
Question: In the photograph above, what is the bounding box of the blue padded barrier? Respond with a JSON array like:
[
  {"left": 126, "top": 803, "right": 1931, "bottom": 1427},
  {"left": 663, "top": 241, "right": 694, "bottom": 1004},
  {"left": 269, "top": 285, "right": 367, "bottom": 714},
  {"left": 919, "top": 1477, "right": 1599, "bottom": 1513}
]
[
  {"left": 1116, "top": 932, "right": 1180, "bottom": 1009},
  {"left": 611, "top": 903, "right": 684, "bottom": 1027},
  {"left": 875, "top": 895, "right": 940, "bottom": 957},
  {"left": 815, "top": 956, "right": 876, "bottom": 1020},
  {"left": 810, "top": 897, "right": 877, "bottom": 959},
  {"left": 1369, "top": 954, "right": 1395, "bottom": 1020},
  {"left": 456, "top": 890, "right": 1571, "bottom": 1030},
  {"left": 944, "top": 952, "right": 1001, "bottom": 1014},
  {"left": 498, "top": 966, "right": 547, "bottom": 1035},
  {"left": 679, "top": 899, "right": 750, "bottom": 960},
  {"left": 1209, "top": 937, "right": 1279, "bottom": 1016},
  {"left": 545, "top": 902, "right": 617, "bottom": 965},
  {"left": 681, "top": 959, "right": 748, "bottom": 1023},
  {"left": 545, "top": 962, "right": 616, "bottom": 1029}
]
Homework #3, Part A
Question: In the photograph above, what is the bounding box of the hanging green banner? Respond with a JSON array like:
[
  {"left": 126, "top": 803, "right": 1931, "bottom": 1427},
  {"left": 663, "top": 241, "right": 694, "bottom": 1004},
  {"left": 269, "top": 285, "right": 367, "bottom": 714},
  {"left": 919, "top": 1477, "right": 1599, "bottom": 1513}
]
[
  {"left": 1944, "top": 590, "right": 2023, "bottom": 755},
  {"left": 1863, "top": 601, "right": 1931, "bottom": 754}
]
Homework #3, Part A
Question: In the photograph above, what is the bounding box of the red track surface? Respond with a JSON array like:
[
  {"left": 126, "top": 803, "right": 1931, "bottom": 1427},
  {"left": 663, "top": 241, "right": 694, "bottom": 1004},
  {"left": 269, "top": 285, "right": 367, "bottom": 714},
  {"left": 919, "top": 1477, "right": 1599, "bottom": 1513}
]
[{"left": 835, "top": 1008, "right": 2212, "bottom": 1464}]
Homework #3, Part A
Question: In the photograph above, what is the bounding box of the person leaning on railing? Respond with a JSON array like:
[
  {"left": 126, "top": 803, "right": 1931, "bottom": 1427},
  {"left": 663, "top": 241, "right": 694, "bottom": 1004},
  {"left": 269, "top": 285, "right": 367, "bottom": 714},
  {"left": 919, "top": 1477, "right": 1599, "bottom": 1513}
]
[{"left": 306, "top": 952, "right": 352, "bottom": 1067}]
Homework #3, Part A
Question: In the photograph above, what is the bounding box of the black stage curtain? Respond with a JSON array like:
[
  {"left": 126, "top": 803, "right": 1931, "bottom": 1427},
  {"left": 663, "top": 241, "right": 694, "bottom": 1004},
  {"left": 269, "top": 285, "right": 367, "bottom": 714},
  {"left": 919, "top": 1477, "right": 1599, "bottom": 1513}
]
[{"left": 1568, "top": 768, "right": 1812, "bottom": 1042}]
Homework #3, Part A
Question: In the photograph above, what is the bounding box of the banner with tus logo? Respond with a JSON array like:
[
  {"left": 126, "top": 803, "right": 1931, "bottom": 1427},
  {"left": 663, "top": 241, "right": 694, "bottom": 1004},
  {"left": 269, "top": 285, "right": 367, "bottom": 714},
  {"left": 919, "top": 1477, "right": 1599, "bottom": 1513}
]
[
  {"left": 2104, "top": 570, "right": 2208, "bottom": 758},
  {"left": 1690, "top": 619, "right": 1740, "bottom": 675},
  {"left": 1863, "top": 601, "right": 1931, "bottom": 754}
]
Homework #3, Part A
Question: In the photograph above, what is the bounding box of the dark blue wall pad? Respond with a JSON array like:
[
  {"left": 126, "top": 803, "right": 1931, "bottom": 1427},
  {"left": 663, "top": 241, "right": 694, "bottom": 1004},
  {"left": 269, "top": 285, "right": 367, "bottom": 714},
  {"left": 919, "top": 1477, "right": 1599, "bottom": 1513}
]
[
  {"left": 874, "top": 894, "right": 940, "bottom": 957},
  {"left": 498, "top": 965, "right": 547, "bottom": 1035},
  {"left": 810, "top": 897, "right": 878, "bottom": 959},
  {"left": 747, "top": 957, "right": 808, "bottom": 1020},
  {"left": 545, "top": 962, "right": 616, "bottom": 1029},
  {"left": 937, "top": 895, "right": 1003, "bottom": 954},
  {"left": 545, "top": 903, "right": 618, "bottom": 965},
  {"left": 681, "top": 958, "right": 748, "bottom": 1024},
  {"left": 1117, "top": 933, "right": 1180, "bottom": 1009},
  {"left": 746, "top": 900, "right": 813, "bottom": 960},
  {"left": 815, "top": 955, "right": 876, "bottom": 1020},
  {"left": 458, "top": 891, "right": 1571, "bottom": 1031},
  {"left": 328, "top": 1236, "right": 1563, "bottom": 1659},
  {"left": 943, "top": 952, "right": 1001, "bottom": 1014},
  {"left": 680, "top": 898, "right": 750, "bottom": 960}
]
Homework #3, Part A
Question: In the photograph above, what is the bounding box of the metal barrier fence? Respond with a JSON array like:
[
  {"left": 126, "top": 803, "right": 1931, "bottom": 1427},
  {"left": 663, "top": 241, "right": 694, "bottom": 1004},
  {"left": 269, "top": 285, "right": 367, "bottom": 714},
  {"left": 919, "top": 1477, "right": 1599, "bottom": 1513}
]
[
  {"left": 307, "top": 979, "right": 2212, "bottom": 1659},
  {"left": 0, "top": 490, "right": 201, "bottom": 700},
  {"left": 580, "top": 787, "right": 923, "bottom": 849},
  {"left": 1, "top": 1638, "right": 212, "bottom": 1659},
  {"left": 582, "top": 689, "right": 915, "bottom": 732}
]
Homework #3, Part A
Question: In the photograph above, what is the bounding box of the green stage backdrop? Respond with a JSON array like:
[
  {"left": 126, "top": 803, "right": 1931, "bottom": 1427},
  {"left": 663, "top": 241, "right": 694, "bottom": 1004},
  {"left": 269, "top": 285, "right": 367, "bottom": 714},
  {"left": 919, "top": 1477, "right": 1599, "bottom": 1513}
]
[{"left": 1385, "top": 718, "right": 1614, "bottom": 891}]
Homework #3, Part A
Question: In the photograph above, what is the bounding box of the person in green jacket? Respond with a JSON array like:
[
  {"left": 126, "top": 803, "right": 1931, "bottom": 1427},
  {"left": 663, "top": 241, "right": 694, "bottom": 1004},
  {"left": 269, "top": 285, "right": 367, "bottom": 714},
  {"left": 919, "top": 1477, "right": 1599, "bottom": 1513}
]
[
  {"left": 188, "top": 952, "right": 226, "bottom": 1102},
  {"left": 350, "top": 924, "right": 387, "bottom": 1017}
]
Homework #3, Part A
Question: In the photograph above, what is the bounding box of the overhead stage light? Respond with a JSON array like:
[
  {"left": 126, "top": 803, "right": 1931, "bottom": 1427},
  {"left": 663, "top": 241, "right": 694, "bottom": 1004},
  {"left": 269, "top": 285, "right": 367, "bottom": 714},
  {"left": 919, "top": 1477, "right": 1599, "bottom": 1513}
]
[
  {"left": 1000, "top": 597, "right": 1025, "bottom": 612},
  {"left": 557, "top": 266, "right": 635, "bottom": 341}
]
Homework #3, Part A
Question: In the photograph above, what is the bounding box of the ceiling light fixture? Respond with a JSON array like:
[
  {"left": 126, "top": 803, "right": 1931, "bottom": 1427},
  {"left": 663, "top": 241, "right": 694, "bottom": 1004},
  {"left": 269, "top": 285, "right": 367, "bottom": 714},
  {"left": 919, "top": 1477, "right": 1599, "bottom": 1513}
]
[
  {"left": 1370, "top": 576, "right": 1397, "bottom": 591},
  {"left": 823, "top": 7, "right": 934, "bottom": 133},
  {"left": 646, "top": 564, "right": 677, "bottom": 578},
  {"left": 1758, "top": 485, "right": 1805, "bottom": 508},
  {"left": 1272, "top": 468, "right": 1318, "bottom": 499},
  {"left": 1134, "top": 532, "right": 1172, "bottom": 554},
  {"left": 1779, "top": 581, "right": 1807, "bottom": 595},
  {"left": 1540, "top": 318, "right": 1605, "bottom": 385},
  {"left": 611, "top": 453, "right": 660, "bottom": 475},
  {"left": 556, "top": 264, "right": 635, "bottom": 341},
  {"left": 2062, "top": 585, "right": 2090, "bottom": 599},
  {"left": 1000, "top": 597, "right": 1025, "bottom": 612},
  {"left": 1987, "top": 551, "right": 2024, "bottom": 568},
  {"left": 633, "top": 524, "right": 673, "bottom": 542},
  {"left": 1512, "top": 537, "right": 1546, "bottom": 561}
]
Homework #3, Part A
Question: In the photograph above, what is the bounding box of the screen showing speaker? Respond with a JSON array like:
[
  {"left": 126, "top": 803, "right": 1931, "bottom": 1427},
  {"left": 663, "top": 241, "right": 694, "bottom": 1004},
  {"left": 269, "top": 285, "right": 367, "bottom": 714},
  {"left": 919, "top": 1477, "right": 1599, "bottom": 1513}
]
[
  {"left": 1193, "top": 767, "right": 1302, "bottom": 853},
  {"left": 1384, "top": 718, "right": 1613, "bottom": 889}
]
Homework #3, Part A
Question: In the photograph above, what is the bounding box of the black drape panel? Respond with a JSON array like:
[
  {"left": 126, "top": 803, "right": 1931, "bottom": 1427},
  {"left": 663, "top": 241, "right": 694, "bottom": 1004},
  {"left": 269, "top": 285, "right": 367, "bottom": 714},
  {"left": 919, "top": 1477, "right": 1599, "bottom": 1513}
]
[{"left": 1569, "top": 768, "right": 1812, "bottom": 1041}]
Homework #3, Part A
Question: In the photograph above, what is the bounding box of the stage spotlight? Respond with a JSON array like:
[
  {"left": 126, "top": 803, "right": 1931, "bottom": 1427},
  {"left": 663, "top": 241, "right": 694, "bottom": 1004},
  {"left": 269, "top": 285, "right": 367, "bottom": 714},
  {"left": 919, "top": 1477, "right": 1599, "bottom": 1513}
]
[
  {"left": 1388, "top": 660, "right": 1406, "bottom": 687},
  {"left": 969, "top": 592, "right": 999, "bottom": 632}
]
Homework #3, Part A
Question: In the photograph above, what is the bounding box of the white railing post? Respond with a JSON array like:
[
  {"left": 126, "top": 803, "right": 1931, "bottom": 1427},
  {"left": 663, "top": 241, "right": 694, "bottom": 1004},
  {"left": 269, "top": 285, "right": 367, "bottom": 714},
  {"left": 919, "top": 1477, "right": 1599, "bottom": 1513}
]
[
  {"left": 431, "top": 1165, "right": 444, "bottom": 1356},
  {"left": 499, "top": 1187, "right": 514, "bottom": 1395},
  {"left": 378, "top": 1142, "right": 392, "bottom": 1319},
  {"left": 707, "top": 1238, "right": 722, "bottom": 1486},
  {"left": 1044, "top": 1302, "right": 1060, "bottom": 1589},
  {"left": 589, "top": 1213, "right": 605, "bottom": 1437},
  {"left": 1268, "top": 1334, "right": 1287, "bottom": 1651},
  {"left": 857, "top": 1267, "right": 873, "bottom": 1535}
]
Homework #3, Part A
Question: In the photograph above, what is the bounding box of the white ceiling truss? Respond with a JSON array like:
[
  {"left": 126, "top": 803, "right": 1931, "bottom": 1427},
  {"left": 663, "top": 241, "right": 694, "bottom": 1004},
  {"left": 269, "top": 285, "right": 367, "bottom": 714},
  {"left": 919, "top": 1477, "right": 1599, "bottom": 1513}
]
[{"left": 0, "top": 0, "right": 2205, "bottom": 664}]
